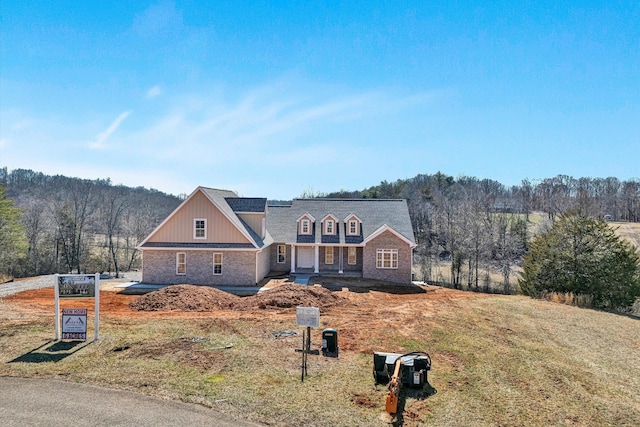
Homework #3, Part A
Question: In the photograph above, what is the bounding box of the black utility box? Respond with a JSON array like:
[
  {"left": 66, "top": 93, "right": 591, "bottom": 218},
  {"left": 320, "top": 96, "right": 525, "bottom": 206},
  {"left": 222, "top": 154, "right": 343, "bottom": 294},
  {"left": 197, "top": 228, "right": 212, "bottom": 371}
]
[
  {"left": 373, "top": 352, "right": 431, "bottom": 388},
  {"left": 321, "top": 328, "right": 339, "bottom": 357}
]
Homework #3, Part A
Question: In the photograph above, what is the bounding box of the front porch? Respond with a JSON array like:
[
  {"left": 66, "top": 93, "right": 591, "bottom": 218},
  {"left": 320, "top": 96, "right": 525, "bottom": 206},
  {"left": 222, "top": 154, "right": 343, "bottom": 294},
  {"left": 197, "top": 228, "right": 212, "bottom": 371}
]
[
  {"left": 291, "top": 268, "right": 363, "bottom": 278},
  {"left": 290, "top": 269, "right": 363, "bottom": 286},
  {"left": 290, "top": 244, "right": 363, "bottom": 275}
]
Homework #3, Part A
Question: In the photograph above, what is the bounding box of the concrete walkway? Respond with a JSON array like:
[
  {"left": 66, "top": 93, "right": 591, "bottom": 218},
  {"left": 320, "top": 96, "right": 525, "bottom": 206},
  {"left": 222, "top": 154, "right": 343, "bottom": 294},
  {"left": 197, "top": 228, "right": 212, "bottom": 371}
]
[
  {"left": 0, "top": 377, "right": 263, "bottom": 427},
  {"left": 292, "top": 274, "right": 311, "bottom": 285}
]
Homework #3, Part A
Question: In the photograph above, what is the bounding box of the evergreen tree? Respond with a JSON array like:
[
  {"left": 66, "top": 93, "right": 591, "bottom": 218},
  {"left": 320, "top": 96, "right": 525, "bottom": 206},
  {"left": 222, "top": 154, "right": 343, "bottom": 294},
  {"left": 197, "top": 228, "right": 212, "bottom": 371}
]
[{"left": 520, "top": 212, "right": 640, "bottom": 311}]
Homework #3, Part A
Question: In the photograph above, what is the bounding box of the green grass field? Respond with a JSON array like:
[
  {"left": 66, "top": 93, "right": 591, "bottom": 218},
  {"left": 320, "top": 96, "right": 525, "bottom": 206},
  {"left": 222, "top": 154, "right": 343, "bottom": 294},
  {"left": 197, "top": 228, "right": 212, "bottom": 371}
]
[{"left": 1, "top": 288, "right": 638, "bottom": 426}]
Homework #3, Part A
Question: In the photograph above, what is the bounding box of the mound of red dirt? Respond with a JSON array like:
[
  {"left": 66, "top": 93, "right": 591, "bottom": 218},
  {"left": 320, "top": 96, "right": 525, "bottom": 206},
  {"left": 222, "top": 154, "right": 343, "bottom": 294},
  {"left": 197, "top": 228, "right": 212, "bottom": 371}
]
[
  {"left": 129, "top": 283, "right": 348, "bottom": 312},
  {"left": 233, "top": 284, "right": 347, "bottom": 311},
  {"left": 129, "top": 285, "right": 239, "bottom": 311}
]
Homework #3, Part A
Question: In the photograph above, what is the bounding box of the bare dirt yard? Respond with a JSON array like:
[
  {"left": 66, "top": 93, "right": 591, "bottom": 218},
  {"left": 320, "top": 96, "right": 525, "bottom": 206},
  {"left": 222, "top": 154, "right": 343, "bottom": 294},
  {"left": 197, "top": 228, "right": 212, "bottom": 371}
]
[{"left": 1, "top": 276, "right": 639, "bottom": 426}]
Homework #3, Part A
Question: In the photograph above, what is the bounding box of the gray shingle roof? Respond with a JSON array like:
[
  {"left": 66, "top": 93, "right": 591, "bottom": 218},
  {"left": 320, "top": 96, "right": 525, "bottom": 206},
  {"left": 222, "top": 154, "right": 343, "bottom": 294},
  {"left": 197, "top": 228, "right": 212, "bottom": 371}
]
[
  {"left": 200, "top": 187, "right": 269, "bottom": 249},
  {"left": 225, "top": 197, "right": 267, "bottom": 213},
  {"left": 266, "top": 198, "right": 415, "bottom": 245}
]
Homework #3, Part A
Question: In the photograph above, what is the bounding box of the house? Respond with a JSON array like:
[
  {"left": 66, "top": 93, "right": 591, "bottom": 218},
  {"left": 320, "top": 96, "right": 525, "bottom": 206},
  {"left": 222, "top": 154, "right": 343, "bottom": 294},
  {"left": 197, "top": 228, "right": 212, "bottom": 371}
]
[{"left": 138, "top": 187, "right": 416, "bottom": 286}]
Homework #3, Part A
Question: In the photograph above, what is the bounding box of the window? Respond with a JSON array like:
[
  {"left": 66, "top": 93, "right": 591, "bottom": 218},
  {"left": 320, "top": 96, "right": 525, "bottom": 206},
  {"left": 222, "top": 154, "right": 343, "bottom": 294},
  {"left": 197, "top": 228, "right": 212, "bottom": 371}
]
[
  {"left": 376, "top": 249, "right": 398, "bottom": 269},
  {"left": 325, "top": 219, "right": 334, "bottom": 235},
  {"left": 277, "top": 245, "right": 286, "bottom": 263},
  {"left": 213, "top": 253, "right": 223, "bottom": 275},
  {"left": 348, "top": 220, "right": 358, "bottom": 235},
  {"left": 194, "top": 218, "right": 206, "bottom": 239},
  {"left": 301, "top": 219, "right": 311, "bottom": 235},
  {"left": 325, "top": 247, "right": 334, "bottom": 264},
  {"left": 176, "top": 253, "right": 186, "bottom": 275},
  {"left": 348, "top": 247, "right": 357, "bottom": 265}
]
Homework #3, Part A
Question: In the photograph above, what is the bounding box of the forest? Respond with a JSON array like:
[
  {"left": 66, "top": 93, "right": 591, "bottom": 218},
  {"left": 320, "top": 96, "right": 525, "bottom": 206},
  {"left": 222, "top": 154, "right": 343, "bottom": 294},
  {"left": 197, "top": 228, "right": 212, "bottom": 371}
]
[
  {"left": 0, "top": 167, "right": 181, "bottom": 280},
  {"left": 2, "top": 167, "right": 639, "bottom": 293}
]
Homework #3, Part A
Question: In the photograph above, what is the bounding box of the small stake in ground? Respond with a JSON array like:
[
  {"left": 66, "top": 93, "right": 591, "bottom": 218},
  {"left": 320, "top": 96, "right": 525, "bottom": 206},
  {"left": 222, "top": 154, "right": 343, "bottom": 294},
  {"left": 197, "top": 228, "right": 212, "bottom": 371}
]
[{"left": 295, "top": 307, "right": 320, "bottom": 382}]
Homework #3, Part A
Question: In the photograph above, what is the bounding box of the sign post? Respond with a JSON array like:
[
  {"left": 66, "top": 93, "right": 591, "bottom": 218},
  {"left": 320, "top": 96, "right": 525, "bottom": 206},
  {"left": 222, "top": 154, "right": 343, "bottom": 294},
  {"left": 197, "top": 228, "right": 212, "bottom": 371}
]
[
  {"left": 54, "top": 273, "right": 100, "bottom": 341},
  {"left": 295, "top": 307, "right": 320, "bottom": 382}
]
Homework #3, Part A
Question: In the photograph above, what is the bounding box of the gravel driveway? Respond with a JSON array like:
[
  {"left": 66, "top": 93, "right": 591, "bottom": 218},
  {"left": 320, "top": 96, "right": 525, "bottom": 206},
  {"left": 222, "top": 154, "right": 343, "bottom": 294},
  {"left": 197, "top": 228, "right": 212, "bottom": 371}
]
[{"left": 0, "top": 272, "right": 142, "bottom": 298}]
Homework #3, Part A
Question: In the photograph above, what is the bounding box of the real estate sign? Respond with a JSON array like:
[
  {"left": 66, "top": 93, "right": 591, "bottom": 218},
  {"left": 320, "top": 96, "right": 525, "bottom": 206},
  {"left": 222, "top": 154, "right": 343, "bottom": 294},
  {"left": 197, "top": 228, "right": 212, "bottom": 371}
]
[
  {"left": 62, "top": 308, "right": 87, "bottom": 340},
  {"left": 54, "top": 273, "right": 100, "bottom": 341},
  {"left": 57, "top": 275, "right": 96, "bottom": 298}
]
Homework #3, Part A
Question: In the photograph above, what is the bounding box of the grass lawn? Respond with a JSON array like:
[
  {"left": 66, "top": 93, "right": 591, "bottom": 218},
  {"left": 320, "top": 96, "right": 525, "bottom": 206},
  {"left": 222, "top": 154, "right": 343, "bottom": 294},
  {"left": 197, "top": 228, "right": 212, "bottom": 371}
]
[{"left": 1, "top": 283, "right": 639, "bottom": 426}]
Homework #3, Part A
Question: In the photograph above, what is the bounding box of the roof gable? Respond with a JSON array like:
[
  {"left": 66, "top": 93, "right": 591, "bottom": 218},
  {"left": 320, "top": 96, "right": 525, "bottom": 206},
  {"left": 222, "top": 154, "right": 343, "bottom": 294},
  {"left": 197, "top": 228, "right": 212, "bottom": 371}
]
[
  {"left": 296, "top": 212, "right": 316, "bottom": 222},
  {"left": 363, "top": 224, "right": 417, "bottom": 248},
  {"left": 321, "top": 213, "right": 339, "bottom": 222},
  {"left": 139, "top": 187, "right": 264, "bottom": 248}
]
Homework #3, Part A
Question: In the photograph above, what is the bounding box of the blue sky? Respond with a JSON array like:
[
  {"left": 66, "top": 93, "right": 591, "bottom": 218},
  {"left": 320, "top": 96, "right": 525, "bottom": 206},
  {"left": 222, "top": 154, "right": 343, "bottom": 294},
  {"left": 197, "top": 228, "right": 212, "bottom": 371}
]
[{"left": 1, "top": 1, "right": 638, "bottom": 199}]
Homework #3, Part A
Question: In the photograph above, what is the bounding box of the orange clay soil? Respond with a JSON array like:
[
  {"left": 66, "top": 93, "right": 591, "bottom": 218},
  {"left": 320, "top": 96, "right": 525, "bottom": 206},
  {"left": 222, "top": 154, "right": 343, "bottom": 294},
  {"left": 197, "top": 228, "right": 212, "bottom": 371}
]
[{"left": 3, "top": 278, "right": 487, "bottom": 352}]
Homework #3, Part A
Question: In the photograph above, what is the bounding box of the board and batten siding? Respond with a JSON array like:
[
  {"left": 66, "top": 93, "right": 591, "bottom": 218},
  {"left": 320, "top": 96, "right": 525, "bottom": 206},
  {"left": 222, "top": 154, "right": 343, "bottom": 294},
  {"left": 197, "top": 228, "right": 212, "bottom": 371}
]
[
  {"left": 237, "top": 213, "right": 265, "bottom": 238},
  {"left": 148, "top": 191, "right": 252, "bottom": 244}
]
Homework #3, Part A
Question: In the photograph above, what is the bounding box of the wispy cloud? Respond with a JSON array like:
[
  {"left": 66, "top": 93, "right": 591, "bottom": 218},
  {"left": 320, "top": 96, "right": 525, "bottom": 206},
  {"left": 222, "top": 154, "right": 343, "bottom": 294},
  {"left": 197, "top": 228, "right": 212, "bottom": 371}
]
[
  {"left": 89, "top": 110, "right": 132, "bottom": 150},
  {"left": 146, "top": 85, "right": 162, "bottom": 98}
]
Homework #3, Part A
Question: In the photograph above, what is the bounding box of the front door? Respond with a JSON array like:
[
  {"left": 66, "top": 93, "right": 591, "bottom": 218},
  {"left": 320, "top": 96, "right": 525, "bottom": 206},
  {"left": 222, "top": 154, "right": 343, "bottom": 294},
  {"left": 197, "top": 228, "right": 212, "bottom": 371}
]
[{"left": 297, "top": 247, "right": 314, "bottom": 269}]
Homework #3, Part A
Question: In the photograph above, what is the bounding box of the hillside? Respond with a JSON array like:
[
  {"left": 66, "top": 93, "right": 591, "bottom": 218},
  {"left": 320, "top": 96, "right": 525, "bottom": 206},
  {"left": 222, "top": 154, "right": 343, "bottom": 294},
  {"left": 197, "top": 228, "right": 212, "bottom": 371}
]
[
  {"left": 613, "top": 221, "right": 640, "bottom": 250},
  {"left": 1, "top": 277, "right": 639, "bottom": 426}
]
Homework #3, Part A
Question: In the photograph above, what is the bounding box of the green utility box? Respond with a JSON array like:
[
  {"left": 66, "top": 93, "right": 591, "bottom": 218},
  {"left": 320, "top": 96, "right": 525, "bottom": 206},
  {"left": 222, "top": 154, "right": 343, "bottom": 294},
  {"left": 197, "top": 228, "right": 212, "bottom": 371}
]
[{"left": 321, "top": 328, "right": 338, "bottom": 357}]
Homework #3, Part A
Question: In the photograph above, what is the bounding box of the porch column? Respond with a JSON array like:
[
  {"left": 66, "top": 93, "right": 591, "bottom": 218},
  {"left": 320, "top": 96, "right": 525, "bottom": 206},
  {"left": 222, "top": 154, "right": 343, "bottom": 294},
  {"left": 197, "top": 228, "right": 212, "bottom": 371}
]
[
  {"left": 338, "top": 246, "right": 343, "bottom": 274},
  {"left": 314, "top": 245, "right": 319, "bottom": 274},
  {"left": 291, "top": 244, "right": 296, "bottom": 273}
]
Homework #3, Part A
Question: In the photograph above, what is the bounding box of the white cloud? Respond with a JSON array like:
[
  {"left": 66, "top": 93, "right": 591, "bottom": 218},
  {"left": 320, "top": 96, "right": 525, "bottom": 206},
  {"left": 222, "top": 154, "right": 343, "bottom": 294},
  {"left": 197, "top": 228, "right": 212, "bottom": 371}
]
[
  {"left": 146, "top": 85, "right": 162, "bottom": 98},
  {"left": 89, "top": 110, "right": 133, "bottom": 150}
]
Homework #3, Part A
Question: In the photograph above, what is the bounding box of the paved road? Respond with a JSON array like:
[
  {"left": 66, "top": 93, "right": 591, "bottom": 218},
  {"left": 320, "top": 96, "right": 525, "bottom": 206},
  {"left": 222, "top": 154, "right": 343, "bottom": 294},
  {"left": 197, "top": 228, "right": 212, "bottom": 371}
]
[{"left": 0, "top": 377, "right": 262, "bottom": 427}]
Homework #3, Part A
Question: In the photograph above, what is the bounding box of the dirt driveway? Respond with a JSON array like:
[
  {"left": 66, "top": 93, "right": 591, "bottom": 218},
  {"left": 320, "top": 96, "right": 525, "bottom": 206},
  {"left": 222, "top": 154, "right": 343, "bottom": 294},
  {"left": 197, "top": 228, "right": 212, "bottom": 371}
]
[{"left": 2, "top": 275, "right": 486, "bottom": 352}]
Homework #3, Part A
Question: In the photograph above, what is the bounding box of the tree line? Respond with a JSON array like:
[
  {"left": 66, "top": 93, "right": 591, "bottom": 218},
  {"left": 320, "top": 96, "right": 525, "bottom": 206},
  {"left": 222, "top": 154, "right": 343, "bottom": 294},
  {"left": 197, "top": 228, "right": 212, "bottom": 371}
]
[
  {"left": 2, "top": 168, "right": 639, "bottom": 293},
  {"left": 325, "top": 173, "right": 640, "bottom": 293},
  {"left": 0, "top": 168, "right": 181, "bottom": 279}
]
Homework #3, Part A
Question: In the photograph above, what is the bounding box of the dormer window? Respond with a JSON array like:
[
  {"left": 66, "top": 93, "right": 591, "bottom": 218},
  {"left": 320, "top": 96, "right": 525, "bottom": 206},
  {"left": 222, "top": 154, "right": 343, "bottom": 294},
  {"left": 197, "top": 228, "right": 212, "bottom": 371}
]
[
  {"left": 297, "top": 213, "right": 316, "bottom": 236},
  {"left": 301, "top": 219, "right": 311, "bottom": 235},
  {"left": 348, "top": 220, "right": 357, "bottom": 235},
  {"left": 322, "top": 214, "right": 338, "bottom": 235},
  {"left": 344, "top": 214, "right": 361, "bottom": 236},
  {"left": 325, "top": 219, "right": 334, "bottom": 234}
]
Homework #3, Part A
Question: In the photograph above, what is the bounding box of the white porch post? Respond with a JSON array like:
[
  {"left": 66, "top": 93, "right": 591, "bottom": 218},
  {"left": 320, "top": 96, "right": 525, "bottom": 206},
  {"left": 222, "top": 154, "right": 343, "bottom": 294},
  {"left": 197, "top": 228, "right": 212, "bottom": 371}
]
[
  {"left": 338, "top": 246, "right": 343, "bottom": 274},
  {"left": 291, "top": 244, "right": 296, "bottom": 273},
  {"left": 314, "top": 246, "right": 319, "bottom": 273}
]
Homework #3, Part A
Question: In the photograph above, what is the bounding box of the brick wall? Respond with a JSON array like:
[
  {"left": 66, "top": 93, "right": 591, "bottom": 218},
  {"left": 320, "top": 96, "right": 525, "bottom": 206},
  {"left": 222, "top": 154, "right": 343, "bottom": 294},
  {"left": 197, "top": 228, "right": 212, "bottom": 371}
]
[
  {"left": 341, "top": 246, "right": 363, "bottom": 272},
  {"left": 142, "top": 249, "right": 257, "bottom": 286},
  {"left": 270, "top": 243, "right": 291, "bottom": 273},
  {"left": 362, "top": 231, "right": 413, "bottom": 284}
]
